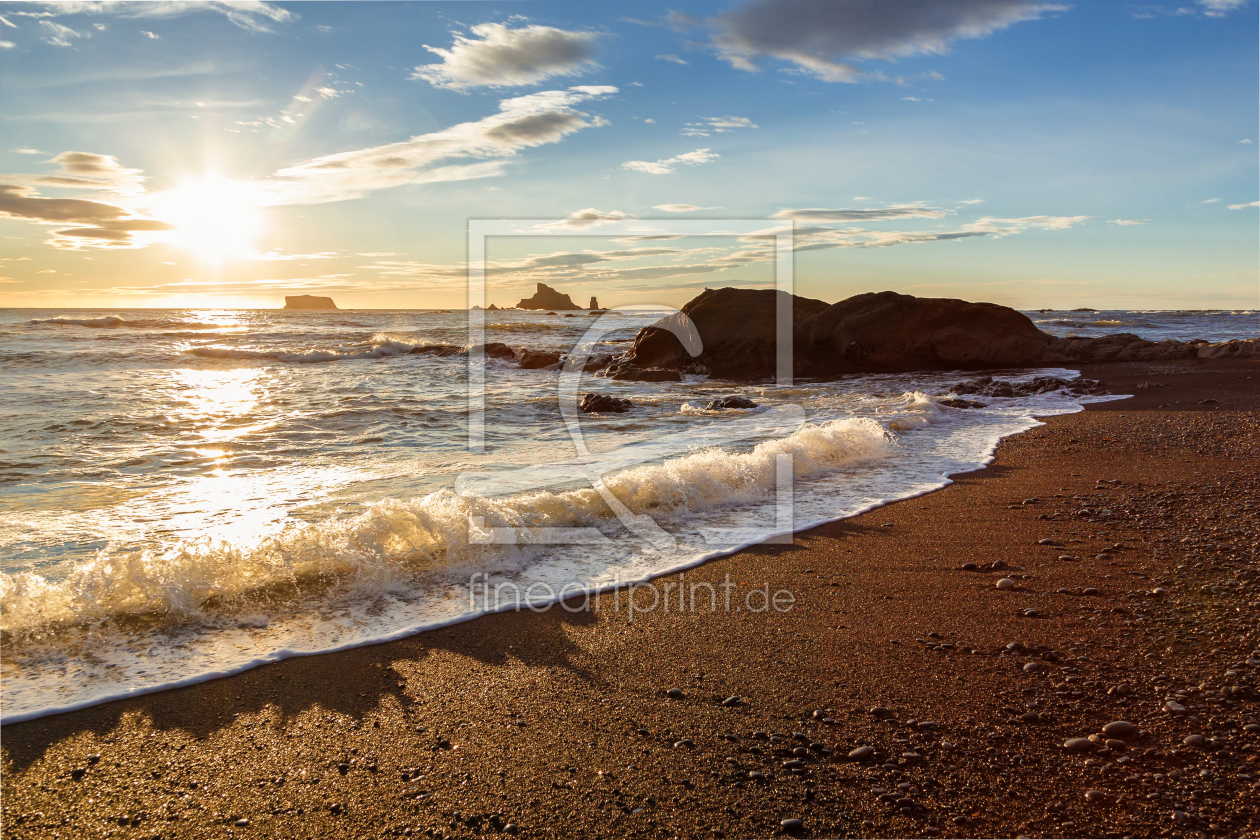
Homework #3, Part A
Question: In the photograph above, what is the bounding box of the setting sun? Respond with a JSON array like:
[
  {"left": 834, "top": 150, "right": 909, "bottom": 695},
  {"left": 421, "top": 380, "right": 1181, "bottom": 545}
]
[{"left": 149, "top": 174, "right": 266, "bottom": 264}]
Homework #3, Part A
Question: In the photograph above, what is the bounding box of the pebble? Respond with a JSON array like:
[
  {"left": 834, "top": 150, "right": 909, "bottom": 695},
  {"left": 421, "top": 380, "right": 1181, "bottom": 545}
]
[
  {"left": 674, "top": 739, "right": 694, "bottom": 749},
  {"left": 1183, "top": 734, "right": 1206, "bottom": 748},
  {"left": 1243, "top": 723, "right": 1260, "bottom": 734},
  {"left": 991, "top": 559, "right": 1008, "bottom": 569},
  {"left": 1084, "top": 790, "right": 1107, "bottom": 803},
  {"left": 666, "top": 688, "right": 684, "bottom": 699},
  {"left": 235, "top": 818, "right": 250, "bottom": 827},
  {"left": 1058, "top": 554, "right": 1073, "bottom": 561},
  {"left": 1082, "top": 587, "right": 1099, "bottom": 596},
  {"left": 962, "top": 562, "right": 978, "bottom": 571},
  {"left": 781, "top": 818, "right": 804, "bottom": 832},
  {"left": 1102, "top": 721, "right": 1136, "bottom": 738},
  {"left": 1022, "top": 662, "right": 1041, "bottom": 673},
  {"left": 1164, "top": 701, "right": 1186, "bottom": 713},
  {"left": 1038, "top": 538, "right": 1057, "bottom": 545},
  {"left": 1064, "top": 738, "right": 1096, "bottom": 752},
  {"left": 721, "top": 695, "right": 741, "bottom": 707},
  {"left": 996, "top": 578, "right": 1016, "bottom": 590},
  {"left": 869, "top": 706, "right": 892, "bottom": 717},
  {"left": 849, "top": 746, "right": 875, "bottom": 761},
  {"left": 749, "top": 771, "right": 765, "bottom": 781}
]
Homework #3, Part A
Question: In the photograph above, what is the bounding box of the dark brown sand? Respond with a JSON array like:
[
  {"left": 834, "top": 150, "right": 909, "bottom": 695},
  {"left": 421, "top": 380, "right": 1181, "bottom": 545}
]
[{"left": 3, "top": 358, "right": 1258, "bottom": 840}]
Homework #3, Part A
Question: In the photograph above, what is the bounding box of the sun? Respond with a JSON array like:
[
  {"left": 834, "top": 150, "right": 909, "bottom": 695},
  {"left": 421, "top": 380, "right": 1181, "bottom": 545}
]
[{"left": 150, "top": 174, "right": 266, "bottom": 264}]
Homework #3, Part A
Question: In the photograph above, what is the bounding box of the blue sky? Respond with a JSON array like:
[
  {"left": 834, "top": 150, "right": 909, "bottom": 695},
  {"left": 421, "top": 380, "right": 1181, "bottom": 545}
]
[{"left": 0, "top": 0, "right": 1256, "bottom": 309}]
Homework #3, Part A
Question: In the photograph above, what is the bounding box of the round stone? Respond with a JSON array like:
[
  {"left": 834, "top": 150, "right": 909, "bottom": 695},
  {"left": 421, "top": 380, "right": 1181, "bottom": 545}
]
[
  {"left": 849, "top": 746, "right": 875, "bottom": 761},
  {"left": 666, "top": 688, "right": 683, "bottom": 699},
  {"left": 1064, "top": 738, "right": 1095, "bottom": 752},
  {"left": 781, "top": 818, "right": 804, "bottom": 831},
  {"left": 1023, "top": 662, "right": 1040, "bottom": 673},
  {"left": 1084, "top": 790, "right": 1107, "bottom": 803},
  {"left": 1102, "top": 721, "right": 1136, "bottom": 738},
  {"left": 1183, "top": 734, "right": 1206, "bottom": 748},
  {"left": 996, "top": 578, "right": 1016, "bottom": 591}
]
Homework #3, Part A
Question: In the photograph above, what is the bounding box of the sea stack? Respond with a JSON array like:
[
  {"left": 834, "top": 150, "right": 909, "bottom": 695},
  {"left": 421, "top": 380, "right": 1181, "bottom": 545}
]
[
  {"left": 283, "top": 295, "right": 338, "bottom": 310},
  {"left": 516, "top": 283, "right": 581, "bottom": 310},
  {"left": 589, "top": 296, "right": 601, "bottom": 310}
]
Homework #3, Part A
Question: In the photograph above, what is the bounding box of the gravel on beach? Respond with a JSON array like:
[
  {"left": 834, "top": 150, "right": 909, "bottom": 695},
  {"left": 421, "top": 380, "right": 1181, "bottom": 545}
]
[{"left": 2, "top": 358, "right": 1257, "bottom": 839}]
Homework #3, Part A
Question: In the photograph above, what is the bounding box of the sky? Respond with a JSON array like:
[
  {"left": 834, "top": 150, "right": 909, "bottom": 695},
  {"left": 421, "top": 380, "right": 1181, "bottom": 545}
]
[{"left": 0, "top": 0, "right": 1256, "bottom": 311}]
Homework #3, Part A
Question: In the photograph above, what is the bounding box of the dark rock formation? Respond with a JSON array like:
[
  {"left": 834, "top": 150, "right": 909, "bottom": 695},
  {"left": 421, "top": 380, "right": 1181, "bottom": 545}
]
[
  {"left": 517, "top": 349, "right": 562, "bottom": 369},
  {"left": 705, "top": 396, "right": 758, "bottom": 410},
  {"left": 563, "top": 354, "right": 613, "bottom": 373},
  {"left": 579, "top": 393, "right": 632, "bottom": 413},
  {"left": 937, "top": 398, "right": 986, "bottom": 409},
  {"left": 517, "top": 283, "right": 581, "bottom": 310},
  {"left": 601, "top": 361, "right": 683, "bottom": 382},
  {"left": 948, "top": 375, "right": 1105, "bottom": 397},
  {"left": 407, "top": 344, "right": 464, "bottom": 357},
  {"left": 481, "top": 342, "right": 516, "bottom": 360},
  {"left": 621, "top": 287, "right": 1259, "bottom": 379},
  {"left": 487, "top": 304, "right": 501, "bottom": 311},
  {"left": 589, "top": 297, "right": 600, "bottom": 310},
  {"left": 284, "top": 295, "right": 337, "bottom": 310}
]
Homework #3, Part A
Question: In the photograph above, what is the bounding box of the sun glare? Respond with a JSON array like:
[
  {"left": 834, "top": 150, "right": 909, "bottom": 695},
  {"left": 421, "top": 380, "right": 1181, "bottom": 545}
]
[{"left": 150, "top": 174, "right": 266, "bottom": 264}]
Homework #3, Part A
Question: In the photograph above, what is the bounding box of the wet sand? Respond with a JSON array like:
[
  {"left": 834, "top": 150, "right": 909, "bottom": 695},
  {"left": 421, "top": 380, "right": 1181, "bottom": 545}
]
[{"left": 2, "top": 358, "right": 1258, "bottom": 840}]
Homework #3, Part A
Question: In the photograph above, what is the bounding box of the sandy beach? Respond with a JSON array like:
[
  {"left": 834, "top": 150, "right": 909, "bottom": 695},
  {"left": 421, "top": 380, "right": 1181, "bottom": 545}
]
[{"left": 2, "top": 357, "right": 1257, "bottom": 840}]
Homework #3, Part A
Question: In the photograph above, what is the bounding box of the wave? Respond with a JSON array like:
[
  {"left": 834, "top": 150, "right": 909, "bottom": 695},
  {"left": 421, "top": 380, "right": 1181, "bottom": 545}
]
[
  {"left": 0, "top": 416, "right": 893, "bottom": 636},
  {"left": 184, "top": 334, "right": 452, "bottom": 364},
  {"left": 31, "top": 316, "right": 224, "bottom": 330}
]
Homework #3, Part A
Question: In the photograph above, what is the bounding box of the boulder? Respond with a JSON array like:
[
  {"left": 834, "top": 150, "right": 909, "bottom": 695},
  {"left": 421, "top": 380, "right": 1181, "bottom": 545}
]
[
  {"left": 517, "top": 349, "right": 562, "bottom": 369},
  {"left": 283, "top": 295, "right": 337, "bottom": 310},
  {"left": 480, "top": 342, "right": 516, "bottom": 360},
  {"left": 517, "top": 283, "right": 581, "bottom": 310},
  {"left": 579, "top": 393, "right": 632, "bottom": 413},
  {"left": 621, "top": 287, "right": 1256, "bottom": 379},
  {"left": 705, "top": 395, "right": 758, "bottom": 410},
  {"left": 602, "top": 362, "right": 682, "bottom": 382}
]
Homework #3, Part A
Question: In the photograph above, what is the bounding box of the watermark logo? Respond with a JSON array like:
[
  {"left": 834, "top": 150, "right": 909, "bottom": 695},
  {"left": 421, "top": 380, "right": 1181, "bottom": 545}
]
[
  {"left": 456, "top": 218, "right": 800, "bottom": 578},
  {"left": 468, "top": 572, "right": 796, "bottom": 619}
]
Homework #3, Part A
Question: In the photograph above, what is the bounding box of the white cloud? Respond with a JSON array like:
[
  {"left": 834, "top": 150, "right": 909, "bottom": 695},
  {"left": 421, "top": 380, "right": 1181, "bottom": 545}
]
[
  {"left": 680, "top": 115, "right": 758, "bottom": 137},
  {"left": 0, "top": 40, "right": 14, "bottom": 49},
  {"left": 412, "top": 23, "right": 598, "bottom": 90},
  {"left": 1240, "top": 138, "right": 1253, "bottom": 144},
  {"left": 773, "top": 205, "right": 947, "bottom": 222},
  {"left": 961, "top": 215, "right": 1090, "bottom": 234},
  {"left": 268, "top": 86, "right": 617, "bottom": 204},
  {"left": 706, "top": 0, "right": 1067, "bottom": 82},
  {"left": 39, "top": 20, "right": 88, "bottom": 46},
  {"left": 541, "top": 208, "right": 633, "bottom": 229},
  {"left": 622, "top": 148, "right": 719, "bottom": 175},
  {"left": 655, "top": 53, "right": 689, "bottom": 64},
  {"left": 1227, "top": 200, "right": 1259, "bottom": 210},
  {"left": 1198, "top": 0, "right": 1247, "bottom": 15},
  {"left": 13, "top": 148, "right": 43, "bottom": 155},
  {"left": 140, "top": 30, "right": 158, "bottom": 39},
  {"left": 23, "top": 1, "right": 295, "bottom": 33},
  {"left": 0, "top": 14, "right": 16, "bottom": 28},
  {"left": 653, "top": 204, "right": 719, "bottom": 212},
  {"left": 1201, "top": 198, "right": 1222, "bottom": 204},
  {"left": 957, "top": 198, "right": 984, "bottom": 204},
  {"left": 1108, "top": 219, "right": 1149, "bottom": 225}
]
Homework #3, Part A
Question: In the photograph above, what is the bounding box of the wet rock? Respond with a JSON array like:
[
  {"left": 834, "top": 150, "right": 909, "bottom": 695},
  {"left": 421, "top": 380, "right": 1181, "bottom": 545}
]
[
  {"left": 706, "top": 395, "right": 758, "bottom": 410},
  {"left": 479, "top": 342, "right": 516, "bottom": 360},
  {"left": 996, "top": 578, "right": 1016, "bottom": 590},
  {"left": 517, "top": 349, "right": 562, "bottom": 369},
  {"left": 579, "top": 393, "right": 632, "bottom": 414},
  {"left": 849, "top": 746, "right": 875, "bottom": 761},
  {"left": 1085, "top": 790, "right": 1107, "bottom": 803},
  {"left": 938, "top": 397, "right": 985, "bottom": 409}
]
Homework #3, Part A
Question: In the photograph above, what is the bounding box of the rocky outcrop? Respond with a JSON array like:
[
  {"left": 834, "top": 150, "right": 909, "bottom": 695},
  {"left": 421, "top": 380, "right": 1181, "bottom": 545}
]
[
  {"left": 517, "top": 283, "right": 581, "bottom": 310},
  {"left": 620, "top": 288, "right": 1258, "bottom": 379},
  {"left": 284, "top": 295, "right": 337, "bottom": 310},
  {"left": 517, "top": 349, "right": 562, "bottom": 369},
  {"left": 579, "top": 393, "right": 632, "bottom": 413},
  {"left": 589, "top": 297, "right": 601, "bottom": 310},
  {"left": 705, "top": 396, "right": 758, "bottom": 410}
]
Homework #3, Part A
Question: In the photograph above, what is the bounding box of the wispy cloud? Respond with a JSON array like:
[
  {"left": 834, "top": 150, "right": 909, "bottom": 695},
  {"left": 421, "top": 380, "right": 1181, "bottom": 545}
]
[
  {"left": 773, "top": 205, "right": 948, "bottom": 222},
  {"left": 681, "top": 115, "right": 758, "bottom": 137},
  {"left": 39, "top": 20, "right": 87, "bottom": 46},
  {"left": 1108, "top": 218, "right": 1149, "bottom": 225},
  {"left": 412, "top": 23, "right": 599, "bottom": 90},
  {"left": 622, "top": 148, "right": 719, "bottom": 175},
  {"left": 702, "top": 0, "right": 1068, "bottom": 82},
  {"left": 268, "top": 86, "right": 617, "bottom": 203},
  {"left": 655, "top": 53, "right": 689, "bottom": 64},
  {"left": 1228, "top": 200, "right": 1259, "bottom": 210},
  {"left": 540, "top": 208, "right": 634, "bottom": 229},
  {"left": 653, "top": 204, "right": 720, "bottom": 212},
  {"left": 22, "top": 1, "right": 296, "bottom": 33}
]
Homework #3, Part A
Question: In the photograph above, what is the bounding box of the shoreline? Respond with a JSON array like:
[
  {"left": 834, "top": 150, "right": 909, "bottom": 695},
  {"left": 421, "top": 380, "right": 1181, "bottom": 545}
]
[{"left": 3, "top": 357, "right": 1258, "bottom": 839}]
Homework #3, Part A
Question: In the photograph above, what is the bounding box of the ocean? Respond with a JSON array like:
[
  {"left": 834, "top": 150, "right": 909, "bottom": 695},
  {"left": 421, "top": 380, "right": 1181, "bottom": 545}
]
[{"left": 1, "top": 306, "right": 1255, "bottom": 723}]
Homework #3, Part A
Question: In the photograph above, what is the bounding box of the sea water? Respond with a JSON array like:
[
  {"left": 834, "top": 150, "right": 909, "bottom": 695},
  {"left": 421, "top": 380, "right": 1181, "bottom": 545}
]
[{"left": 0, "top": 306, "right": 1253, "bottom": 722}]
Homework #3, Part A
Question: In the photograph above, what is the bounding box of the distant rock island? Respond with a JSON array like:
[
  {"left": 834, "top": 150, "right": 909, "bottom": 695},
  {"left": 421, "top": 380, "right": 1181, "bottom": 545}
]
[
  {"left": 516, "top": 283, "right": 581, "bottom": 310},
  {"left": 284, "top": 295, "right": 337, "bottom": 310}
]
